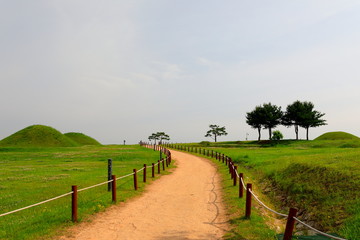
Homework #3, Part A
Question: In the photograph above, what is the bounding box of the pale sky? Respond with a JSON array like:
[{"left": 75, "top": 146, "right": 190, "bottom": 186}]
[{"left": 1, "top": 0, "right": 360, "bottom": 144}]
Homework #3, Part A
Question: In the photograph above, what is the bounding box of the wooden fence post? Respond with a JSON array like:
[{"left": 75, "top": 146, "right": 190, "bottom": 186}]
[
  {"left": 112, "top": 175, "right": 116, "bottom": 203},
  {"left": 133, "top": 169, "right": 138, "bottom": 190},
  {"left": 239, "top": 173, "right": 244, "bottom": 198},
  {"left": 162, "top": 158, "right": 165, "bottom": 170},
  {"left": 72, "top": 185, "right": 78, "bottom": 222},
  {"left": 233, "top": 166, "right": 237, "bottom": 186},
  {"left": 283, "top": 208, "right": 298, "bottom": 240},
  {"left": 143, "top": 164, "right": 146, "bottom": 183},
  {"left": 245, "top": 183, "right": 252, "bottom": 218},
  {"left": 152, "top": 163, "right": 155, "bottom": 178},
  {"left": 108, "top": 159, "right": 112, "bottom": 191}
]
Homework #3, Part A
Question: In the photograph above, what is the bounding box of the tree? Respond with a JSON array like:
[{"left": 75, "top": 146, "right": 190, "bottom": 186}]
[
  {"left": 282, "top": 100, "right": 304, "bottom": 140},
  {"left": 148, "top": 132, "right": 170, "bottom": 144},
  {"left": 156, "top": 132, "right": 170, "bottom": 144},
  {"left": 298, "top": 101, "right": 327, "bottom": 140},
  {"left": 261, "top": 103, "right": 283, "bottom": 140},
  {"left": 271, "top": 130, "right": 283, "bottom": 141},
  {"left": 205, "top": 124, "right": 228, "bottom": 142},
  {"left": 246, "top": 106, "right": 265, "bottom": 141}
]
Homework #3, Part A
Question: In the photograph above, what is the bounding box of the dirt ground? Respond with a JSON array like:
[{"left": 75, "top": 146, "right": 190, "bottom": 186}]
[{"left": 56, "top": 150, "right": 229, "bottom": 240}]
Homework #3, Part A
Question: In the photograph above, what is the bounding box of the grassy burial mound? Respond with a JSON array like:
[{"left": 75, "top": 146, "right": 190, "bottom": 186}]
[
  {"left": 64, "top": 132, "right": 101, "bottom": 146},
  {"left": 0, "top": 125, "right": 78, "bottom": 147},
  {"left": 315, "top": 131, "right": 360, "bottom": 140}
]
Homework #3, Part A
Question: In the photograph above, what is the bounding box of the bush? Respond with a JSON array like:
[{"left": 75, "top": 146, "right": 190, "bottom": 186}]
[{"left": 271, "top": 130, "right": 283, "bottom": 141}]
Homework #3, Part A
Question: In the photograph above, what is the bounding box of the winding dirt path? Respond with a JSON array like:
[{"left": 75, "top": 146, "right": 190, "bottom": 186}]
[{"left": 57, "top": 150, "right": 229, "bottom": 240}]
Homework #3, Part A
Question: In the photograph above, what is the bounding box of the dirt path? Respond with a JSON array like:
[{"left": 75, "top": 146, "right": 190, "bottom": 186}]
[{"left": 57, "top": 150, "right": 229, "bottom": 240}]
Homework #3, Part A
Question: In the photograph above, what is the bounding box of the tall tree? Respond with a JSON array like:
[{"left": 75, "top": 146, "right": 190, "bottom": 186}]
[
  {"left": 282, "top": 100, "right": 304, "bottom": 140},
  {"left": 298, "top": 101, "right": 327, "bottom": 140},
  {"left": 261, "top": 103, "right": 283, "bottom": 140},
  {"left": 246, "top": 106, "right": 264, "bottom": 141},
  {"left": 205, "top": 124, "right": 228, "bottom": 142}
]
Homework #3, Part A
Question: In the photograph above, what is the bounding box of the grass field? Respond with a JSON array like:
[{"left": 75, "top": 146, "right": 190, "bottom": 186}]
[
  {"left": 180, "top": 139, "right": 360, "bottom": 239},
  {"left": 0, "top": 145, "right": 168, "bottom": 240}
]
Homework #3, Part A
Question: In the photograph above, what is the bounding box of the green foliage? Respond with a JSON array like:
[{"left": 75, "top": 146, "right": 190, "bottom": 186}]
[
  {"left": 205, "top": 124, "right": 228, "bottom": 142},
  {"left": 0, "top": 125, "right": 78, "bottom": 147},
  {"left": 315, "top": 131, "right": 359, "bottom": 141},
  {"left": 0, "top": 145, "right": 170, "bottom": 240},
  {"left": 271, "top": 130, "right": 283, "bottom": 141},
  {"left": 246, "top": 103, "right": 282, "bottom": 140},
  {"left": 64, "top": 132, "right": 101, "bottom": 146}
]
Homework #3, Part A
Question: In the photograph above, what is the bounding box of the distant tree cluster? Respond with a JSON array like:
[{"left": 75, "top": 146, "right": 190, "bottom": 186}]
[
  {"left": 148, "top": 132, "right": 170, "bottom": 144},
  {"left": 246, "top": 101, "right": 326, "bottom": 141}
]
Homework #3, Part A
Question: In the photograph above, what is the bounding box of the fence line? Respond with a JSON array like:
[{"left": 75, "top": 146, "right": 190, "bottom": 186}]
[
  {"left": 0, "top": 143, "right": 171, "bottom": 222},
  {"left": 165, "top": 143, "right": 347, "bottom": 240}
]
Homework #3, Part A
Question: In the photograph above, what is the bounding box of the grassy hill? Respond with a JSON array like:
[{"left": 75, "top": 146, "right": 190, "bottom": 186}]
[
  {"left": 0, "top": 125, "right": 78, "bottom": 147},
  {"left": 64, "top": 132, "right": 101, "bottom": 146},
  {"left": 315, "top": 131, "right": 360, "bottom": 140}
]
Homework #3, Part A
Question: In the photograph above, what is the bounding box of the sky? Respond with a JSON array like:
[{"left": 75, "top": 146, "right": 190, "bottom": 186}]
[{"left": 1, "top": 0, "right": 360, "bottom": 144}]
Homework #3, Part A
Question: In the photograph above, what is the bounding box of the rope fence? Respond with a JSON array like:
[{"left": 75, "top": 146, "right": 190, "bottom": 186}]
[
  {"left": 165, "top": 143, "right": 347, "bottom": 240},
  {"left": 0, "top": 143, "right": 171, "bottom": 224}
]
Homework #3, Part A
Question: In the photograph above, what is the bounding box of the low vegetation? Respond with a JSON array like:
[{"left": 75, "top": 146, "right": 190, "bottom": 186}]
[{"left": 0, "top": 145, "right": 167, "bottom": 240}]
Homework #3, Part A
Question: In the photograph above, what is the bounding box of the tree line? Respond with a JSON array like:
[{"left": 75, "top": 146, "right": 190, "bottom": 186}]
[{"left": 246, "top": 100, "right": 326, "bottom": 141}]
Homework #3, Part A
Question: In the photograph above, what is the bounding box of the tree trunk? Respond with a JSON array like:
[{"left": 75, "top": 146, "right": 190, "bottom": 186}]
[
  {"left": 268, "top": 128, "right": 272, "bottom": 140},
  {"left": 214, "top": 134, "right": 217, "bottom": 142},
  {"left": 306, "top": 127, "right": 309, "bottom": 140},
  {"left": 295, "top": 125, "right": 299, "bottom": 140},
  {"left": 257, "top": 127, "right": 261, "bottom": 141}
]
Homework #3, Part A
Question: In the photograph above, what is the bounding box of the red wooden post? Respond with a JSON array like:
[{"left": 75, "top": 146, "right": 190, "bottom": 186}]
[
  {"left": 133, "top": 169, "right": 138, "bottom": 190},
  {"left": 283, "top": 208, "right": 298, "bottom": 240},
  {"left": 112, "top": 175, "right": 116, "bottom": 203},
  {"left": 158, "top": 160, "right": 160, "bottom": 174},
  {"left": 71, "top": 185, "right": 78, "bottom": 222},
  {"left": 152, "top": 163, "right": 155, "bottom": 177},
  {"left": 222, "top": 154, "right": 225, "bottom": 163},
  {"left": 162, "top": 158, "right": 165, "bottom": 170},
  {"left": 245, "top": 183, "right": 252, "bottom": 218},
  {"left": 239, "top": 173, "right": 244, "bottom": 198},
  {"left": 233, "top": 166, "right": 237, "bottom": 186},
  {"left": 143, "top": 164, "right": 146, "bottom": 183}
]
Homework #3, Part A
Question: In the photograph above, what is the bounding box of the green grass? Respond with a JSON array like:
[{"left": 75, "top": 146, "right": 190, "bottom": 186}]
[
  {"left": 0, "top": 145, "right": 170, "bottom": 240},
  {"left": 64, "top": 132, "right": 101, "bottom": 146},
  {"left": 181, "top": 140, "right": 359, "bottom": 239}
]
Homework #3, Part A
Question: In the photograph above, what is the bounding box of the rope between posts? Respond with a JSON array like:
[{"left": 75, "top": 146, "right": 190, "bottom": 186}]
[
  {"left": 137, "top": 167, "right": 145, "bottom": 173},
  {"left": 0, "top": 191, "right": 73, "bottom": 217},
  {"left": 78, "top": 179, "right": 114, "bottom": 192},
  {"left": 294, "top": 217, "right": 347, "bottom": 240},
  {"left": 249, "top": 189, "right": 288, "bottom": 217},
  {"left": 116, "top": 172, "right": 135, "bottom": 180},
  {"left": 240, "top": 177, "right": 247, "bottom": 191}
]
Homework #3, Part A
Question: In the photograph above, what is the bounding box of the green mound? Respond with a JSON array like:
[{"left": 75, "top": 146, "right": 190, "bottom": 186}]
[
  {"left": 0, "top": 125, "right": 78, "bottom": 147},
  {"left": 64, "top": 132, "right": 101, "bottom": 146},
  {"left": 315, "top": 131, "right": 360, "bottom": 141}
]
